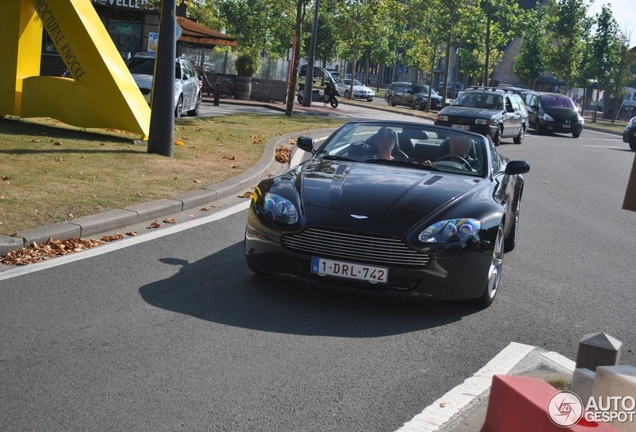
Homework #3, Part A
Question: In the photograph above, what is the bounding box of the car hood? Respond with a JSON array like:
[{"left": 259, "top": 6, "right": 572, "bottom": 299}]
[
  {"left": 543, "top": 106, "right": 579, "bottom": 121},
  {"left": 440, "top": 106, "right": 501, "bottom": 118},
  {"left": 297, "top": 159, "right": 480, "bottom": 233}
]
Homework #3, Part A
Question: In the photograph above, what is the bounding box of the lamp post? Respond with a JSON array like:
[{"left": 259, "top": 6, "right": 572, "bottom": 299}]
[
  {"left": 302, "top": 0, "right": 320, "bottom": 107},
  {"left": 147, "top": 0, "right": 176, "bottom": 157}
]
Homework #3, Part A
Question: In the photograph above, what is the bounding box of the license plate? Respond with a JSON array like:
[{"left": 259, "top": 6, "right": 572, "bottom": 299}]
[
  {"left": 562, "top": 124, "right": 571, "bottom": 128},
  {"left": 311, "top": 257, "right": 388, "bottom": 283},
  {"left": 451, "top": 124, "right": 470, "bottom": 130}
]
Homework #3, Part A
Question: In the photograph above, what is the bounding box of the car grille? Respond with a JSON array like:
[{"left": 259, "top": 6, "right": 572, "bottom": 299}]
[{"left": 282, "top": 228, "right": 429, "bottom": 266}]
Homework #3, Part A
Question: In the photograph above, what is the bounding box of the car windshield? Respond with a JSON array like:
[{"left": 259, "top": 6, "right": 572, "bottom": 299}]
[
  {"left": 412, "top": 85, "right": 438, "bottom": 96},
  {"left": 452, "top": 92, "right": 502, "bottom": 109},
  {"left": 540, "top": 95, "right": 576, "bottom": 109},
  {"left": 125, "top": 57, "right": 181, "bottom": 79},
  {"left": 315, "top": 123, "right": 487, "bottom": 177},
  {"left": 125, "top": 57, "right": 155, "bottom": 75},
  {"left": 343, "top": 79, "right": 363, "bottom": 86}
]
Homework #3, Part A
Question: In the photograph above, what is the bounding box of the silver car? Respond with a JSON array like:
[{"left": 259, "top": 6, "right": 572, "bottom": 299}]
[
  {"left": 336, "top": 78, "right": 375, "bottom": 101},
  {"left": 125, "top": 54, "right": 201, "bottom": 117}
]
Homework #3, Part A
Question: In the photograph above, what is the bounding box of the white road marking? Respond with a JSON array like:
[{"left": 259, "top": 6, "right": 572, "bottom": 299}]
[
  {"left": 0, "top": 201, "right": 250, "bottom": 282},
  {"left": 395, "top": 342, "right": 535, "bottom": 432}
]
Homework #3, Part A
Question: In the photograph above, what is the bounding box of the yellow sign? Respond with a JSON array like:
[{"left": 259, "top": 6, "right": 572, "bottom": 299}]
[{"left": 1, "top": 0, "right": 150, "bottom": 138}]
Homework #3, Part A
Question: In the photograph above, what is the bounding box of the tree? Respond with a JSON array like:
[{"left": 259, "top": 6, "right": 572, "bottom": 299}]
[
  {"left": 337, "top": 0, "right": 387, "bottom": 99},
  {"left": 545, "top": 0, "right": 590, "bottom": 93},
  {"left": 286, "top": 0, "right": 313, "bottom": 116},
  {"left": 608, "top": 37, "right": 636, "bottom": 122},
  {"left": 513, "top": 4, "right": 547, "bottom": 89},
  {"left": 588, "top": 5, "right": 622, "bottom": 120}
]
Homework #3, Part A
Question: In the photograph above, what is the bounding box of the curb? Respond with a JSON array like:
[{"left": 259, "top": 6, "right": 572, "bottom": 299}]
[{"left": 0, "top": 128, "right": 335, "bottom": 256}]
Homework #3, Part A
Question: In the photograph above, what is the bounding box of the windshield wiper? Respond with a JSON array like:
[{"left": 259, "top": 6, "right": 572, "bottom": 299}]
[{"left": 321, "top": 155, "right": 356, "bottom": 162}]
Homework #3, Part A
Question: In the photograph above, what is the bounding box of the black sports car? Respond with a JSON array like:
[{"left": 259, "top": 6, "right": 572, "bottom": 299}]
[{"left": 244, "top": 121, "right": 530, "bottom": 307}]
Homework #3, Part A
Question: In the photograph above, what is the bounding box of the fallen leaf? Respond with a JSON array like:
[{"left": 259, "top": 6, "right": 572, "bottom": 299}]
[
  {"left": 223, "top": 155, "right": 236, "bottom": 160},
  {"left": 200, "top": 207, "right": 210, "bottom": 211},
  {"left": 174, "top": 140, "right": 184, "bottom": 146},
  {"left": 126, "top": 232, "right": 137, "bottom": 236},
  {"left": 149, "top": 220, "right": 161, "bottom": 229},
  {"left": 32, "top": 139, "right": 40, "bottom": 143},
  {"left": 237, "top": 191, "right": 253, "bottom": 198},
  {"left": 163, "top": 218, "right": 177, "bottom": 224},
  {"left": 67, "top": 213, "right": 74, "bottom": 218},
  {"left": 54, "top": 141, "right": 62, "bottom": 146},
  {"left": 193, "top": 179, "right": 202, "bottom": 183},
  {"left": 230, "top": 164, "right": 239, "bottom": 169},
  {"left": 275, "top": 145, "right": 292, "bottom": 163},
  {"left": 0, "top": 237, "right": 103, "bottom": 266},
  {"left": 2, "top": 175, "right": 10, "bottom": 181},
  {"left": 101, "top": 233, "right": 125, "bottom": 242},
  {"left": 439, "top": 402, "right": 447, "bottom": 408}
]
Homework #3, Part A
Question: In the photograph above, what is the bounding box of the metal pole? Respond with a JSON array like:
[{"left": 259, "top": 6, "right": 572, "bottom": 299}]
[
  {"left": 302, "top": 0, "right": 320, "bottom": 107},
  {"left": 147, "top": 0, "right": 176, "bottom": 157}
]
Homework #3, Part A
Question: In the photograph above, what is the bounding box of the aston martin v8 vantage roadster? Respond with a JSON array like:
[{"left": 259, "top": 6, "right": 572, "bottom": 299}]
[{"left": 244, "top": 121, "right": 530, "bottom": 307}]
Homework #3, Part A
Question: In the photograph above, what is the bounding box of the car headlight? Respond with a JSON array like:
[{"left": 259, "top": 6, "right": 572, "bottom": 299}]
[
  {"left": 475, "top": 118, "right": 490, "bottom": 125},
  {"left": 437, "top": 115, "right": 449, "bottom": 121},
  {"left": 262, "top": 192, "right": 298, "bottom": 224},
  {"left": 418, "top": 218, "right": 481, "bottom": 243},
  {"left": 577, "top": 116, "right": 585, "bottom": 124},
  {"left": 543, "top": 113, "right": 554, "bottom": 122}
]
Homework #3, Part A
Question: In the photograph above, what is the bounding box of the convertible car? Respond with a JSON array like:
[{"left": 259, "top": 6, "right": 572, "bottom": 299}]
[{"left": 244, "top": 121, "right": 530, "bottom": 307}]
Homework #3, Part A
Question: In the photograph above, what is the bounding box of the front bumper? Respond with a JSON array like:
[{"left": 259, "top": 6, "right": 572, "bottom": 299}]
[
  {"left": 434, "top": 121, "right": 497, "bottom": 139},
  {"left": 244, "top": 214, "right": 493, "bottom": 300},
  {"left": 540, "top": 120, "right": 583, "bottom": 134}
]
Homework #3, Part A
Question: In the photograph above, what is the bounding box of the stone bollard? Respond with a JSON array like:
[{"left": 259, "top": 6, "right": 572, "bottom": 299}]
[{"left": 576, "top": 332, "right": 622, "bottom": 371}]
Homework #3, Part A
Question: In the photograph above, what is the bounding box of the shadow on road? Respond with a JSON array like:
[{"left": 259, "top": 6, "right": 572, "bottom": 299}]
[{"left": 139, "top": 242, "right": 481, "bottom": 338}]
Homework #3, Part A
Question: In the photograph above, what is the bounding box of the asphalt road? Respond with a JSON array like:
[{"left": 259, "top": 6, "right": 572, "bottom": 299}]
[{"left": 1, "top": 111, "right": 635, "bottom": 431}]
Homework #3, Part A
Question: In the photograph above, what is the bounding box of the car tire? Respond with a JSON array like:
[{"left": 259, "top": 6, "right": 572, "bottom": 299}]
[
  {"left": 513, "top": 126, "right": 524, "bottom": 144},
  {"left": 493, "top": 127, "right": 502, "bottom": 147},
  {"left": 504, "top": 196, "right": 521, "bottom": 253},
  {"left": 367, "top": 98, "right": 373, "bottom": 102},
  {"left": 413, "top": 100, "right": 422, "bottom": 111},
  {"left": 473, "top": 225, "right": 504, "bottom": 308},
  {"left": 630, "top": 140, "right": 636, "bottom": 151},
  {"left": 386, "top": 95, "right": 395, "bottom": 107},
  {"left": 187, "top": 94, "right": 200, "bottom": 116},
  {"left": 572, "top": 132, "right": 581, "bottom": 138},
  {"left": 330, "top": 98, "right": 339, "bottom": 108},
  {"left": 535, "top": 119, "right": 543, "bottom": 135},
  {"left": 174, "top": 95, "right": 183, "bottom": 118}
]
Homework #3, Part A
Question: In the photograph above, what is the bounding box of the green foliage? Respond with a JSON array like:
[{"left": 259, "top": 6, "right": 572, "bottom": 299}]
[
  {"left": 545, "top": 0, "right": 590, "bottom": 91},
  {"left": 514, "top": 5, "right": 548, "bottom": 84},
  {"left": 235, "top": 51, "right": 260, "bottom": 77},
  {"left": 589, "top": 5, "right": 622, "bottom": 93}
]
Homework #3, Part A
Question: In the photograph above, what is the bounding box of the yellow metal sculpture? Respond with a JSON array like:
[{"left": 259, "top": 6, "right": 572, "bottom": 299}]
[{"left": 1, "top": 0, "right": 150, "bottom": 138}]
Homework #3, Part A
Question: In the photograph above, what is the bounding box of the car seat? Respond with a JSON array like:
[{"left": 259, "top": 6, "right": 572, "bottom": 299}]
[{"left": 365, "top": 128, "right": 408, "bottom": 160}]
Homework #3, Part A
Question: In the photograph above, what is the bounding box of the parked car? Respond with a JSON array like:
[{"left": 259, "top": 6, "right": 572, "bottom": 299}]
[
  {"left": 522, "top": 91, "right": 584, "bottom": 138},
  {"left": 623, "top": 116, "right": 636, "bottom": 151},
  {"left": 244, "top": 120, "right": 530, "bottom": 307},
  {"left": 335, "top": 78, "right": 374, "bottom": 101},
  {"left": 385, "top": 82, "right": 443, "bottom": 111},
  {"left": 125, "top": 53, "right": 201, "bottom": 117},
  {"left": 434, "top": 88, "right": 528, "bottom": 146}
]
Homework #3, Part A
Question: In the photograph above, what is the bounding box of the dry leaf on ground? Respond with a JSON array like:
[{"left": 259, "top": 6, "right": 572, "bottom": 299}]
[{"left": 0, "top": 237, "right": 103, "bottom": 266}]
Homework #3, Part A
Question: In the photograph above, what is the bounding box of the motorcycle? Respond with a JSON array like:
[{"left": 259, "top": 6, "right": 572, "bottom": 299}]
[{"left": 296, "top": 82, "right": 340, "bottom": 108}]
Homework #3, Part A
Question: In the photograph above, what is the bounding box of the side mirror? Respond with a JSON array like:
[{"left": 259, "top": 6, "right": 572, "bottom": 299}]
[
  {"left": 504, "top": 160, "right": 530, "bottom": 175},
  {"left": 297, "top": 136, "right": 315, "bottom": 153}
]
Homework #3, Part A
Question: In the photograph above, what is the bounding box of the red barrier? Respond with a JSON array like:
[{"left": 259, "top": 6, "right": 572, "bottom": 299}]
[{"left": 480, "top": 375, "right": 619, "bottom": 432}]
